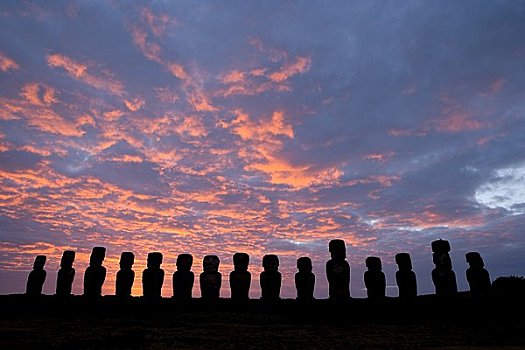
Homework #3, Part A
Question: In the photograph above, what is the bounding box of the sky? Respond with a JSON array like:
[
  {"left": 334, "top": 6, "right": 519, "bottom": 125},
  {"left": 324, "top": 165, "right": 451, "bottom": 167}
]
[{"left": 0, "top": 0, "right": 524, "bottom": 298}]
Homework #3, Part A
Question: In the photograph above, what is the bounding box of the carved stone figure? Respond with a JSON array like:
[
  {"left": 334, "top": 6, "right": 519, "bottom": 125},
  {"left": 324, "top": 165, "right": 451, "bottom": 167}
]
[
  {"left": 326, "top": 239, "right": 350, "bottom": 302},
  {"left": 260, "top": 254, "right": 281, "bottom": 301},
  {"left": 395, "top": 252, "right": 417, "bottom": 301},
  {"left": 200, "top": 255, "right": 221, "bottom": 300},
  {"left": 466, "top": 251, "right": 491, "bottom": 297},
  {"left": 295, "top": 256, "right": 315, "bottom": 301},
  {"left": 364, "top": 256, "right": 386, "bottom": 301},
  {"left": 56, "top": 250, "right": 75, "bottom": 296},
  {"left": 83, "top": 247, "right": 107, "bottom": 297},
  {"left": 173, "top": 253, "right": 194, "bottom": 300},
  {"left": 142, "top": 252, "right": 164, "bottom": 297},
  {"left": 230, "top": 253, "right": 251, "bottom": 300},
  {"left": 431, "top": 239, "right": 458, "bottom": 297},
  {"left": 26, "top": 255, "right": 46, "bottom": 295},
  {"left": 116, "top": 252, "right": 135, "bottom": 298}
]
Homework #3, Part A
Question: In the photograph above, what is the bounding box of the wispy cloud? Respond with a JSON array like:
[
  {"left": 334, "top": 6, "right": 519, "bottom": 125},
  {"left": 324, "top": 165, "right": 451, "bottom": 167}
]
[{"left": 47, "top": 53, "right": 125, "bottom": 96}]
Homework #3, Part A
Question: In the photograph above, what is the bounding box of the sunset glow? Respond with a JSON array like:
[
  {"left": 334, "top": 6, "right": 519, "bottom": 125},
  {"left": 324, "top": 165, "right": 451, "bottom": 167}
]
[{"left": 1, "top": 1, "right": 524, "bottom": 298}]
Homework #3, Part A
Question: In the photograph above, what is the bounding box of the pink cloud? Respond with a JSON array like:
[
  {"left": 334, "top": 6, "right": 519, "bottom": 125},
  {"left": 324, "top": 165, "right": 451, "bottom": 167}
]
[
  {"left": 268, "top": 56, "right": 312, "bottom": 83},
  {"left": 20, "top": 83, "right": 58, "bottom": 106},
  {"left": 47, "top": 53, "right": 125, "bottom": 96},
  {"left": 140, "top": 7, "right": 175, "bottom": 37},
  {"left": 0, "top": 52, "right": 20, "bottom": 72},
  {"left": 130, "top": 26, "right": 163, "bottom": 63},
  {"left": 124, "top": 97, "right": 145, "bottom": 112}
]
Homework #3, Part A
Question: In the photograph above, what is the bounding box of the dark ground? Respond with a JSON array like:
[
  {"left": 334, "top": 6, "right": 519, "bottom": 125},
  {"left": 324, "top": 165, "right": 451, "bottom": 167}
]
[{"left": 1, "top": 294, "right": 524, "bottom": 349}]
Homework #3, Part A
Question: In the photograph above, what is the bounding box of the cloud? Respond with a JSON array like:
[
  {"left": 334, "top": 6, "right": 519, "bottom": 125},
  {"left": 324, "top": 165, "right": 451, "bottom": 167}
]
[
  {"left": 124, "top": 97, "right": 145, "bottom": 112},
  {"left": 268, "top": 56, "right": 311, "bottom": 83},
  {"left": 0, "top": 52, "right": 20, "bottom": 72},
  {"left": 20, "top": 83, "right": 58, "bottom": 106},
  {"left": 0, "top": 1, "right": 525, "bottom": 297},
  {"left": 47, "top": 53, "right": 125, "bottom": 96}
]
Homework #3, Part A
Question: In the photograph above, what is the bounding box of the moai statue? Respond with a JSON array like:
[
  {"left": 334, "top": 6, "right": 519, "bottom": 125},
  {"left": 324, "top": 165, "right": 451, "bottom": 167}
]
[
  {"left": 260, "top": 254, "right": 281, "bottom": 301},
  {"left": 229, "top": 253, "right": 251, "bottom": 301},
  {"left": 142, "top": 252, "right": 164, "bottom": 298},
  {"left": 200, "top": 255, "right": 221, "bottom": 300},
  {"left": 395, "top": 253, "right": 417, "bottom": 301},
  {"left": 465, "top": 252, "right": 491, "bottom": 297},
  {"left": 56, "top": 250, "right": 76, "bottom": 296},
  {"left": 26, "top": 255, "right": 47, "bottom": 295},
  {"left": 431, "top": 239, "right": 458, "bottom": 297},
  {"left": 364, "top": 256, "right": 386, "bottom": 301},
  {"left": 83, "top": 247, "right": 107, "bottom": 297},
  {"left": 326, "top": 239, "right": 351, "bottom": 302},
  {"left": 173, "top": 253, "right": 194, "bottom": 301},
  {"left": 295, "top": 257, "right": 315, "bottom": 301},
  {"left": 116, "top": 252, "right": 135, "bottom": 298}
]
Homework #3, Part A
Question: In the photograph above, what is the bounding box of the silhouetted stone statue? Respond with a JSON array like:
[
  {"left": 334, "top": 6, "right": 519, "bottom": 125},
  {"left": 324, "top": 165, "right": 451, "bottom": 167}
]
[
  {"left": 56, "top": 250, "right": 75, "bottom": 296},
  {"left": 326, "top": 239, "right": 351, "bottom": 302},
  {"left": 431, "top": 239, "right": 458, "bottom": 297},
  {"left": 173, "top": 253, "right": 194, "bottom": 301},
  {"left": 229, "top": 252, "right": 251, "bottom": 301},
  {"left": 364, "top": 256, "right": 386, "bottom": 301},
  {"left": 83, "top": 247, "right": 107, "bottom": 297},
  {"left": 142, "top": 252, "right": 164, "bottom": 298},
  {"left": 200, "top": 255, "right": 221, "bottom": 300},
  {"left": 295, "top": 256, "right": 315, "bottom": 301},
  {"left": 466, "top": 251, "right": 491, "bottom": 297},
  {"left": 26, "top": 255, "right": 46, "bottom": 295},
  {"left": 260, "top": 254, "right": 281, "bottom": 301},
  {"left": 116, "top": 252, "right": 135, "bottom": 298},
  {"left": 395, "top": 252, "right": 417, "bottom": 301}
]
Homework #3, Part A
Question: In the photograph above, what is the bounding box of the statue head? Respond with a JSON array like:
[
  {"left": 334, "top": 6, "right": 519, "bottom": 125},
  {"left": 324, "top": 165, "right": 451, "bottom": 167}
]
[{"left": 233, "top": 252, "right": 249, "bottom": 272}]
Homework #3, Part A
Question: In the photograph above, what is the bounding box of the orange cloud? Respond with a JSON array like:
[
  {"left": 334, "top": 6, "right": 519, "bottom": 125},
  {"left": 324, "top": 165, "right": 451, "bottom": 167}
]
[
  {"left": 0, "top": 93, "right": 87, "bottom": 137},
  {"left": 187, "top": 89, "right": 218, "bottom": 112},
  {"left": 20, "top": 83, "right": 58, "bottom": 106},
  {"left": 130, "top": 26, "right": 163, "bottom": 63},
  {"left": 107, "top": 154, "right": 143, "bottom": 163},
  {"left": 124, "top": 97, "right": 145, "bottom": 112},
  {"left": 0, "top": 52, "right": 20, "bottom": 72},
  {"left": 167, "top": 62, "right": 190, "bottom": 81},
  {"left": 103, "top": 109, "right": 124, "bottom": 121},
  {"left": 229, "top": 110, "right": 294, "bottom": 141},
  {"left": 225, "top": 110, "right": 342, "bottom": 188},
  {"left": 175, "top": 115, "right": 209, "bottom": 138},
  {"left": 47, "top": 53, "right": 125, "bottom": 96},
  {"left": 268, "top": 56, "right": 312, "bottom": 83},
  {"left": 216, "top": 54, "right": 310, "bottom": 98}
]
